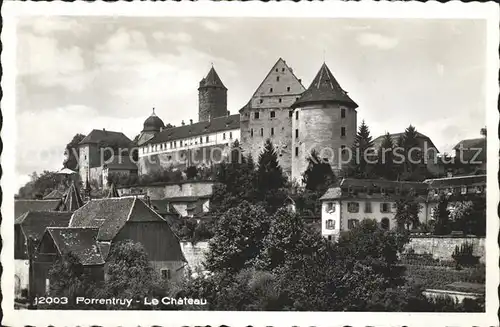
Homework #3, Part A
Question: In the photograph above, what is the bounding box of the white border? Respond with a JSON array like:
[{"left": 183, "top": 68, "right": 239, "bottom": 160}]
[{"left": 2, "top": 1, "right": 499, "bottom": 326}]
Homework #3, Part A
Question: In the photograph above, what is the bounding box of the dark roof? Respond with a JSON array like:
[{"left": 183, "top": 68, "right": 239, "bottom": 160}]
[
  {"left": 103, "top": 155, "right": 138, "bottom": 170},
  {"left": 106, "top": 183, "right": 120, "bottom": 198},
  {"left": 143, "top": 109, "right": 165, "bottom": 132},
  {"left": 69, "top": 197, "right": 166, "bottom": 241},
  {"left": 15, "top": 211, "right": 72, "bottom": 241},
  {"left": 15, "top": 200, "right": 62, "bottom": 219},
  {"left": 453, "top": 137, "right": 486, "bottom": 150},
  {"left": 143, "top": 114, "right": 240, "bottom": 146},
  {"left": 43, "top": 189, "right": 65, "bottom": 200},
  {"left": 46, "top": 227, "right": 105, "bottom": 265},
  {"left": 292, "top": 63, "right": 357, "bottom": 109},
  {"left": 199, "top": 67, "right": 227, "bottom": 90},
  {"left": 164, "top": 195, "right": 211, "bottom": 202},
  {"left": 372, "top": 131, "right": 438, "bottom": 150},
  {"left": 424, "top": 174, "right": 486, "bottom": 188},
  {"left": 62, "top": 182, "right": 84, "bottom": 211},
  {"left": 79, "top": 129, "right": 132, "bottom": 147},
  {"left": 319, "top": 188, "right": 342, "bottom": 201}
]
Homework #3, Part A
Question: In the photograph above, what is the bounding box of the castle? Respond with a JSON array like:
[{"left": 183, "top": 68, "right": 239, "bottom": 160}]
[{"left": 79, "top": 58, "right": 360, "bottom": 187}]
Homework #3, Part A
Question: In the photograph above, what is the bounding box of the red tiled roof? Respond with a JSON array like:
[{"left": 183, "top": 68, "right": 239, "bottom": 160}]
[
  {"left": 292, "top": 63, "right": 357, "bottom": 108},
  {"left": 79, "top": 129, "right": 132, "bottom": 147},
  {"left": 47, "top": 227, "right": 105, "bottom": 266},
  {"left": 14, "top": 199, "right": 62, "bottom": 219},
  {"left": 15, "top": 211, "right": 72, "bottom": 241},
  {"left": 143, "top": 114, "right": 240, "bottom": 145}
]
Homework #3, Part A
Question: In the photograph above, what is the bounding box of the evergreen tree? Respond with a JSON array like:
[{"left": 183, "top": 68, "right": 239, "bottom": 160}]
[
  {"left": 349, "top": 120, "right": 376, "bottom": 179},
  {"left": 432, "top": 195, "right": 452, "bottom": 235},
  {"left": 302, "top": 150, "right": 336, "bottom": 192},
  {"left": 257, "top": 139, "right": 286, "bottom": 193},
  {"left": 376, "top": 132, "right": 399, "bottom": 180},
  {"left": 397, "top": 125, "right": 428, "bottom": 180}
]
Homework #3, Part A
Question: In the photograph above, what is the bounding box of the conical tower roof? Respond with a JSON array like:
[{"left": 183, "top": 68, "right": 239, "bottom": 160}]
[
  {"left": 292, "top": 63, "right": 357, "bottom": 108},
  {"left": 106, "top": 183, "right": 120, "bottom": 198},
  {"left": 63, "top": 182, "right": 84, "bottom": 211},
  {"left": 199, "top": 66, "right": 227, "bottom": 90}
]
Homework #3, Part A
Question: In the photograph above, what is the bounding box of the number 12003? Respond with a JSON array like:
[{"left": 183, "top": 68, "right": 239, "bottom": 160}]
[{"left": 34, "top": 297, "right": 68, "bottom": 305}]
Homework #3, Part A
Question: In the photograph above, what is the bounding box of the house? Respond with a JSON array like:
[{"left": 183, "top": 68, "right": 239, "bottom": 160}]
[
  {"left": 14, "top": 199, "right": 63, "bottom": 220},
  {"left": 101, "top": 155, "right": 138, "bottom": 188},
  {"left": 32, "top": 196, "right": 187, "bottom": 297},
  {"left": 319, "top": 178, "right": 429, "bottom": 241},
  {"left": 14, "top": 211, "right": 73, "bottom": 298},
  {"left": 452, "top": 133, "right": 487, "bottom": 175}
]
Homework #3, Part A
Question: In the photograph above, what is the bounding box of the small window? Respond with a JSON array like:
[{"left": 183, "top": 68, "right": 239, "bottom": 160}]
[
  {"left": 348, "top": 219, "right": 359, "bottom": 230},
  {"left": 347, "top": 202, "right": 359, "bottom": 213},
  {"left": 295, "top": 129, "right": 299, "bottom": 138},
  {"left": 259, "top": 99, "right": 263, "bottom": 104},
  {"left": 278, "top": 98, "right": 282, "bottom": 103},
  {"left": 381, "top": 218, "right": 390, "bottom": 230},
  {"left": 289, "top": 110, "right": 293, "bottom": 118},
  {"left": 460, "top": 185, "right": 467, "bottom": 195},
  {"left": 287, "top": 86, "right": 291, "bottom": 92},
  {"left": 326, "top": 202, "right": 335, "bottom": 212},
  {"left": 161, "top": 268, "right": 171, "bottom": 280},
  {"left": 260, "top": 128, "right": 263, "bottom": 137},
  {"left": 180, "top": 140, "right": 183, "bottom": 147},
  {"left": 270, "top": 111, "right": 275, "bottom": 118},
  {"left": 282, "top": 68, "right": 285, "bottom": 72},
  {"left": 380, "top": 203, "right": 391, "bottom": 213},
  {"left": 295, "top": 147, "right": 299, "bottom": 157},
  {"left": 230, "top": 132, "right": 233, "bottom": 139},
  {"left": 250, "top": 129, "right": 254, "bottom": 137},
  {"left": 295, "top": 111, "right": 299, "bottom": 120},
  {"left": 341, "top": 108, "right": 346, "bottom": 118},
  {"left": 254, "top": 112, "right": 260, "bottom": 119},
  {"left": 200, "top": 137, "right": 203, "bottom": 144},
  {"left": 328, "top": 235, "right": 333, "bottom": 241},
  {"left": 365, "top": 202, "right": 372, "bottom": 213},
  {"left": 326, "top": 219, "right": 335, "bottom": 230},
  {"left": 276, "top": 76, "right": 280, "bottom": 82},
  {"left": 270, "top": 88, "right": 273, "bottom": 93},
  {"left": 271, "top": 128, "right": 274, "bottom": 136},
  {"left": 206, "top": 136, "right": 209, "bottom": 143},
  {"left": 341, "top": 127, "right": 346, "bottom": 137},
  {"left": 275, "top": 68, "right": 278, "bottom": 72}
]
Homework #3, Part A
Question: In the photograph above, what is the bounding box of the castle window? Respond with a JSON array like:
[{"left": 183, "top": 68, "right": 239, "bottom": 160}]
[
  {"left": 347, "top": 202, "right": 359, "bottom": 213},
  {"left": 260, "top": 128, "right": 263, "bottom": 137},
  {"left": 341, "top": 108, "right": 346, "bottom": 118},
  {"left": 295, "top": 129, "right": 299, "bottom": 138},
  {"left": 254, "top": 112, "right": 260, "bottom": 119},
  {"left": 230, "top": 132, "right": 233, "bottom": 139},
  {"left": 326, "top": 202, "right": 335, "bottom": 212},
  {"left": 295, "top": 147, "right": 299, "bottom": 157},
  {"left": 341, "top": 127, "right": 346, "bottom": 137},
  {"left": 223, "top": 133, "right": 226, "bottom": 140},
  {"left": 279, "top": 98, "right": 282, "bottom": 103},
  {"left": 275, "top": 68, "right": 278, "bottom": 72},
  {"left": 380, "top": 203, "right": 391, "bottom": 213},
  {"left": 270, "top": 88, "right": 273, "bottom": 93},
  {"left": 276, "top": 76, "right": 280, "bottom": 82},
  {"left": 180, "top": 140, "right": 183, "bottom": 147},
  {"left": 259, "top": 99, "right": 263, "bottom": 104},
  {"left": 271, "top": 128, "right": 274, "bottom": 136},
  {"left": 270, "top": 111, "right": 275, "bottom": 118},
  {"left": 250, "top": 129, "right": 254, "bottom": 137},
  {"left": 295, "top": 111, "right": 299, "bottom": 120},
  {"left": 282, "top": 68, "right": 285, "bottom": 72},
  {"left": 287, "top": 86, "right": 291, "bottom": 92}
]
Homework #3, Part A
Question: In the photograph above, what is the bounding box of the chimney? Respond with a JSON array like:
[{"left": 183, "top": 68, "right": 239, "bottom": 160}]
[
  {"left": 181, "top": 120, "right": 185, "bottom": 126},
  {"left": 190, "top": 119, "right": 193, "bottom": 125},
  {"left": 226, "top": 110, "right": 230, "bottom": 117}
]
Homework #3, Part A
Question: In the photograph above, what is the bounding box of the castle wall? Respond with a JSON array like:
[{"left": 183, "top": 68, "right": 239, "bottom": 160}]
[
  {"left": 118, "top": 181, "right": 215, "bottom": 200},
  {"left": 291, "top": 103, "right": 357, "bottom": 183},
  {"left": 199, "top": 87, "right": 227, "bottom": 122}
]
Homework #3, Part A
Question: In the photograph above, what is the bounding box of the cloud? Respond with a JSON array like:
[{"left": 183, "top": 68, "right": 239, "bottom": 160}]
[
  {"left": 201, "top": 20, "right": 223, "bottom": 32},
  {"left": 22, "top": 16, "right": 87, "bottom": 35},
  {"left": 152, "top": 31, "right": 192, "bottom": 43},
  {"left": 357, "top": 32, "right": 398, "bottom": 50}
]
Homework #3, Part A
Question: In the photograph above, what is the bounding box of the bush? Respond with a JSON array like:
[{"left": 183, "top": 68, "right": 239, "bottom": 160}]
[{"left": 452, "top": 242, "right": 480, "bottom": 268}]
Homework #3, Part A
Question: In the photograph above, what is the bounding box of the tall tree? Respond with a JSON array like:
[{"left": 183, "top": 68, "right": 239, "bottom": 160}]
[
  {"left": 257, "top": 139, "right": 286, "bottom": 192},
  {"left": 393, "top": 196, "right": 422, "bottom": 231},
  {"left": 349, "top": 120, "right": 376, "bottom": 179},
  {"left": 397, "top": 125, "right": 428, "bottom": 180},
  {"left": 63, "top": 133, "right": 86, "bottom": 171},
  {"left": 432, "top": 195, "right": 452, "bottom": 235},
  {"left": 377, "top": 132, "right": 399, "bottom": 180},
  {"left": 302, "top": 150, "right": 336, "bottom": 192}
]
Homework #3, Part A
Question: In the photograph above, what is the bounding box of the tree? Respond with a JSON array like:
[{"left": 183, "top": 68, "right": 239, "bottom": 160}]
[
  {"left": 257, "top": 139, "right": 286, "bottom": 193},
  {"left": 185, "top": 166, "right": 198, "bottom": 180},
  {"left": 99, "top": 240, "right": 168, "bottom": 309},
  {"left": 46, "top": 253, "right": 100, "bottom": 309},
  {"left": 205, "top": 201, "right": 271, "bottom": 273},
  {"left": 302, "top": 150, "right": 336, "bottom": 192},
  {"left": 450, "top": 198, "right": 486, "bottom": 236},
  {"left": 349, "top": 120, "right": 376, "bottom": 179},
  {"left": 376, "top": 132, "right": 399, "bottom": 180},
  {"left": 393, "top": 196, "right": 422, "bottom": 231},
  {"left": 63, "top": 133, "right": 86, "bottom": 170},
  {"left": 432, "top": 195, "right": 452, "bottom": 235},
  {"left": 397, "top": 125, "right": 430, "bottom": 181},
  {"left": 17, "top": 170, "right": 62, "bottom": 199}
]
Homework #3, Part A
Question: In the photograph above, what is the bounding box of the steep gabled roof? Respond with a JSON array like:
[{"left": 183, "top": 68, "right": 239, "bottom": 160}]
[
  {"left": 199, "top": 66, "right": 227, "bottom": 90},
  {"left": 62, "top": 182, "right": 84, "bottom": 211},
  {"left": 453, "top": 137, "right": 486, "bottom": 150},
  {"left": 142, "top": 114, "right": 240, "bottom": 146},
  {"left": 15, "top": 211, "right": 72, "bottom": 241},
  {"left": 69, "top": 197, "right": 166, "bottom": 241},
  {"left": 46, "top": 227, "right": 105, "bottom": 265},
  {"left": 79, "top": 129, "right": 132, "bottom": 147},
  {"left": 372, "top": 131, "right": 439, "bottom": 151},
  {"left": 15, "top": 199, "right": 62, "bottom": 219},
  {"left": 292, "top": 63, "right": 357, "bottom": 109}
]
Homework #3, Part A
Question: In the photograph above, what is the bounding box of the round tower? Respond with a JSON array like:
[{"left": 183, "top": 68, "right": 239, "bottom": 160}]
[
  {"left": 291, "top": 63, "right": 358, "bottom": 183},
  {"left": 137, "top": 108, "right": 165, "bottom": 146},
  {"left": 198, "top": 66, "right": 228, "bottom": 122}
]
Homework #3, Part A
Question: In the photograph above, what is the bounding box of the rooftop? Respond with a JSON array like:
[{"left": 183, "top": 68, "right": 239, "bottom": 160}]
[
  {"left": 15, "top": 199, "right": 62, "bottom": 219},
  {"left": 46, "top": 227, "right": 105, "bottom": 266},
  {"left": 79, "top": 129, "right": 133, "bottom": 147},
  {"left": 424, "top": 174, "right": 486, "bottom": 188},
  {"left": 199, "top": 66, "right": 227, "bottom": 90},
  {"left": 15, "top": 211, "right": 72, "bottom": 241}
]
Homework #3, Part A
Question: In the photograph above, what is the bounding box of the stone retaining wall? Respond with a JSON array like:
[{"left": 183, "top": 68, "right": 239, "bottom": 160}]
[{"left": 406, "top": 236, "right": 485, "bottom": 263}]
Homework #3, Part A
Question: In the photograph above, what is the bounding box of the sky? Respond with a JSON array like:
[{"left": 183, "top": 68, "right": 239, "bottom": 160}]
[{"left": 16, "top": 16, "right": 487, "bottom": 189}]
